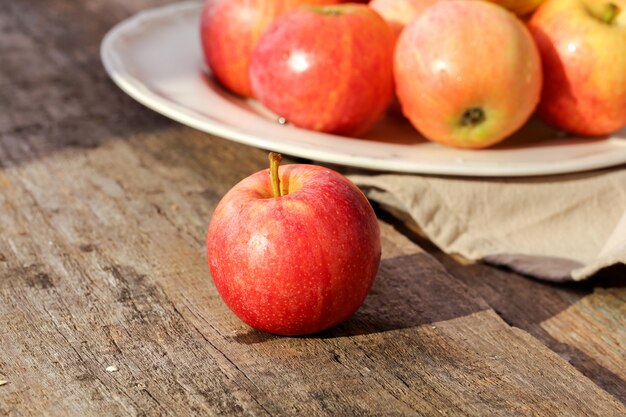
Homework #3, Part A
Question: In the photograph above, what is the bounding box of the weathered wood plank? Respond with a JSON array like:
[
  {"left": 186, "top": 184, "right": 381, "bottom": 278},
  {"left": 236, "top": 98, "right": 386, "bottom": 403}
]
[
  {"left": 1, "top": 0, "right": 625, "bottom": 416},
  {"left": 1, "top": 116, "right": 625, "bottom": 416},
  {"left": 386, "top": 212, "right": 626, "bottom": 402},
  {"left": 541, "top": 287, "right": 626, "bottom": 381}
]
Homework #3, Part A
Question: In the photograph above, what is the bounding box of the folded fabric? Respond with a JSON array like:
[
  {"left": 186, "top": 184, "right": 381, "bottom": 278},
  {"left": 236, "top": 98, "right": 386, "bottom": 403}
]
[{"left": 349, "top": 167, "right": 626, "bottom": 281}]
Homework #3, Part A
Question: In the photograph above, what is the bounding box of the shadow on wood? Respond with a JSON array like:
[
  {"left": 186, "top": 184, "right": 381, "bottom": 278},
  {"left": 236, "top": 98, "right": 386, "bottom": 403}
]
[
  {"left": 230, "top": 252, "right": 490, "bottom": 344},
  {"left": 383, "top": 209, "right": 626, "bottom": 403},
  {"left": 335, "top": 253, "right": 490, "bottom": 336}
]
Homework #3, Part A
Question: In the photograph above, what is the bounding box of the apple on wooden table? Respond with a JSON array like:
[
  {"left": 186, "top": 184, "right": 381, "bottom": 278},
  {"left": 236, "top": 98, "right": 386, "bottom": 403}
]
[
  {"left": 249, "top": 4, "right": 395, "bottom": 136},
  {"left": 199, "top": 0, "right": 339, "bottom": 98},
  {"left": 206, "top": 153, "right": 381, "bottom": 336},
  {"left": 394, "top": 0, "right": 542, "bottom": 149},
  {"left": 528, "top": 0, "right": 626, "bottom": 136}
]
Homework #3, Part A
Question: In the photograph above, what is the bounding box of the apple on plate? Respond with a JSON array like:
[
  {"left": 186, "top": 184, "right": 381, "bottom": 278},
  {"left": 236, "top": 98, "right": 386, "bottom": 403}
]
[
  {"left": 199, "top": 0, "right": 339, "bottom": 98},
  {"left": 249, "top": 4, "right": 394, "bottom": 136},
  {"left": 206, "top": 153, "right": 381, "bottom": 336},
  {"left": 394, "top": 0, "right": 542, "bottom": 149},
  {"left": 528, "top": 0, "right": 626, "bottom": 136},
  {"left": 369, "top": 0, "right": 441, "bottom": 40}
]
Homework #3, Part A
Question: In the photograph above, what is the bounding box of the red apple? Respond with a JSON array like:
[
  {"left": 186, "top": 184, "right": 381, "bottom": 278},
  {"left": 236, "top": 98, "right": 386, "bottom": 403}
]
[
  {"left": 528, "top": 0, "right": 626, "bottom": 136},
  {"left": 199, "top": 0, "right": 339, "bottom": 98},
  {"left": 394, "top": 0, "right": 542, "bottom": 149},
  {"left": 369, "top": 0, "right": 441, "bottom": 40},
  {"left": 249, "top": 4, "right": 394, "bottom": 136},
  {"left": 206, "top": 153, "right": 381, "bottom": 336}
]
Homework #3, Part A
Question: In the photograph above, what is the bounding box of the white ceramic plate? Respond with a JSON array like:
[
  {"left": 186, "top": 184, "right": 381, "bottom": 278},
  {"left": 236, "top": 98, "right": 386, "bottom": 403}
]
[{"left": 100, "top": 1, "right": 626, "bottom": 177}]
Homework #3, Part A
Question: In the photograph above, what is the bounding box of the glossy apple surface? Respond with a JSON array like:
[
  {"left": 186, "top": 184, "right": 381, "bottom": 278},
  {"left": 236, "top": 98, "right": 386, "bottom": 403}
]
[
  {"left": 529, "top": 0, "right": 626, "bottom": 136},
  {"left": 394, "top": 0, "right": 542, "bottom": 149},
  {"left": 199, "top": 0, "right": 338, "bottom": 97},
  {"left": 206, "top": 155, "right": 381, "bottom": 336},
  {"left": 249, "top": 4, "right": 394, "bottom": 136}
]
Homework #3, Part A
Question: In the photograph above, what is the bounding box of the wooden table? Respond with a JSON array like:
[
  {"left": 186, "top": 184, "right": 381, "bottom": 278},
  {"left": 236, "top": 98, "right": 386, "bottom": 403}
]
[{"left": 1, "top": 1, "right": 625, "bottom": 415}]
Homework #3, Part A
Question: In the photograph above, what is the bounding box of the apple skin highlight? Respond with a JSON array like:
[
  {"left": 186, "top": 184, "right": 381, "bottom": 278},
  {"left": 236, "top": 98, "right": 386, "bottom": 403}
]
[{"left": 206, "top": 161, "right": 381, "bottom": 336}]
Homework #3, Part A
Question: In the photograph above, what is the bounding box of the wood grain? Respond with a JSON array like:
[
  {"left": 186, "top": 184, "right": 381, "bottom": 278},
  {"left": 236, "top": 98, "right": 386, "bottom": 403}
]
[
  {"left": 541, "top": 288, "right": 626, "bottom": 382},
  {"left": 385, "top": 209, "right": 626, "bottom": 402},
  {"left": 1, "top": 132, "right": 625, "bottom": 415},
  {"left": 1, "top": 0, "right": 625, "bottom": 416}
]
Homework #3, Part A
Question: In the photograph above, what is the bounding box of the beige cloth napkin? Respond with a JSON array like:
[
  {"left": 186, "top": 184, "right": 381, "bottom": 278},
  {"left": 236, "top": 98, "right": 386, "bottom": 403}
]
[{"left": 349, "top": 167, "right": 626, "bottom": 281}]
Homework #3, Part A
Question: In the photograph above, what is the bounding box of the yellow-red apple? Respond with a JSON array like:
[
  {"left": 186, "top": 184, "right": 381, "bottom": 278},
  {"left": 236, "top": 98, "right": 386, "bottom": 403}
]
[
  {"left": 199, "top": 0, "right": 338, "bottom": 98},
  {"left": 394, "top": 0, "right": 542, "bottom": 149},
  {"left": 528, "top": 0, "right": 626, "bottom": 136},
  {"left": 206, "top": 154, "right": 381, "bottom": 336}
]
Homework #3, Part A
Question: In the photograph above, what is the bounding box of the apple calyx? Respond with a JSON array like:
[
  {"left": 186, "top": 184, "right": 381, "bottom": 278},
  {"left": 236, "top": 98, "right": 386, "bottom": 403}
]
[
  {"left": 602, "top": 3, "right": 621, "bottom": 24},
  {"left": 268, "top": 152, "right": 283, "bottom": 198},
  {"left": 459, "top": 107, "right": 486, "bottom": 127}
]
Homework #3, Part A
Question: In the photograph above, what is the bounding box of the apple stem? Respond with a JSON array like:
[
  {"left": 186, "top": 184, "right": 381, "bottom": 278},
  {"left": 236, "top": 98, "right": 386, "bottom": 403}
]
[
  {"left": 603, "top": 3, "right": 621, "bottom": 24},
  {"left": 268, "top": 152, "right": 282, "bottom": 198}
]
